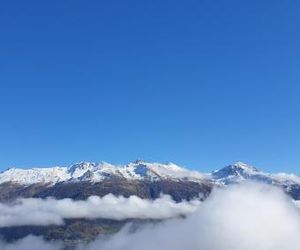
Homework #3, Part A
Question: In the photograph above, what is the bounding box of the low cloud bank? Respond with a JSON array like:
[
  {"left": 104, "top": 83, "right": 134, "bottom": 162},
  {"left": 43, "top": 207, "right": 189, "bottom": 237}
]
[
  {"left": 81, "top": 183, "right": 300, "bottom": 250},
  {"left": 0, "top": 194, "right": 200, "bottom": 227},
  {"left": 2, "top": 183, "right": 300, "bottom": 250}
]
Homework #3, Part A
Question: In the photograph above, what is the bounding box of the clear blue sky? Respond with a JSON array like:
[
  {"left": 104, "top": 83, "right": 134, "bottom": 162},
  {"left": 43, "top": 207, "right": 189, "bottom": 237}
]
[{"left": 0, "top": 0, "right": 299, "bottom": 172}]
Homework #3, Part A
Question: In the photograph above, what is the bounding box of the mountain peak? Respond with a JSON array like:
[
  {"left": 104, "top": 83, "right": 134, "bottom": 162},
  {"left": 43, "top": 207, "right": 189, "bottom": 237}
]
[
  {"left": 232, "top": 161, "right": 259, "bottom": 172},
  {"left": 68, "top": 162, "right": 97, "bottom": 177},
  {"left": 133, "top": 159, "right": 147, "bottom": 164},
  {"left": 2, "top": 160, "right": 291, "bottom": 187},
  {"left": 211, "top": 162, "right": 260, "bottom": 182}
]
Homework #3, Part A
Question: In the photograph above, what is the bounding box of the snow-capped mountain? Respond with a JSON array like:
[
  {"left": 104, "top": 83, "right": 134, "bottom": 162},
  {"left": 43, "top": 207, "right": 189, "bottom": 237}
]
[
  {"left": 0, "top": 160, "right": 205, "bottom": 185},
  {"left": 0, "top": 161, "right": 299, "bottom": 245},
  {"left": 210, "top": 162, "right": 300, "bottom": 199},
  {"left": 1, "top": 160, "right": 300, "bottom": 187},
  {"left": 0, "top": 161, "right": 299, "bottom": 201},
  {"left": 211, "top": 161, "right": 270, "bottom": 184},
  {"left": 211, "top": 161, "right": 300, "bottom": 186}
]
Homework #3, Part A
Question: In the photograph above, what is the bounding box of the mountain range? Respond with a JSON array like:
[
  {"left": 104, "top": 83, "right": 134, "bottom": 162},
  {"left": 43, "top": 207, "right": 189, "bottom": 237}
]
[
  {"left": 1, "top": 160, "right": 300, "bottom": 247},
  {"left": 0, "top": 160, "right": 299, "bottom": 201}
]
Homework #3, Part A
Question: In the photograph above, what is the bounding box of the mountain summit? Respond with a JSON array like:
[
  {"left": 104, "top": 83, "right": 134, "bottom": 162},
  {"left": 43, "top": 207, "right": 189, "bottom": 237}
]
[{"left": 211, "top": 162, "right": 260, "bottom": 183}]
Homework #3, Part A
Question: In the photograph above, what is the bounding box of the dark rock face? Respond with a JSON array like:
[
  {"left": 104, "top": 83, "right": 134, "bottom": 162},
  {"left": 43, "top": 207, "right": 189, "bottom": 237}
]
[
  {"left": 0, "top": 182, "right": 50, "bottom": 202},
  {"left": 0, "top": 219, "right": 127, "bottom": 242},
  {"left": 0, "top": 179, "right": 213, "bottom": 202}
]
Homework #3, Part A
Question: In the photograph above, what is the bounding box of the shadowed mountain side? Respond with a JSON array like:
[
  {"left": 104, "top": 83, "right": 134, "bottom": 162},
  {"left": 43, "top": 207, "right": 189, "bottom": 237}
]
[
  {"left": 0, "top": 218, "right": 154, "bottom": 249},
  {"left": 0, "top": 179, "right": 214, "bottom": 202}
]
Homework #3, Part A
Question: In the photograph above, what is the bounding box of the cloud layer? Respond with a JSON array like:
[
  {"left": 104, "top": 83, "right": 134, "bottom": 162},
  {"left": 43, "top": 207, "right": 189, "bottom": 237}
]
[
  {"left": 81, "top": 183, "right": 300, "bottom": 250},
  {"left": 2, "top": 183, "right": 300, "bottom": 250},
  {"left": 0, "top": 194, "right": 200, "bottom": 227}
]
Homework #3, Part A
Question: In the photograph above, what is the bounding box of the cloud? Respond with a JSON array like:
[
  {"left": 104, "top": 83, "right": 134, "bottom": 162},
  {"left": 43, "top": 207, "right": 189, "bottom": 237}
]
[
  {"left": 0, "top": 194, "right": 201, "bottom": 227},
  {"left": 2, "top": 183, "right": 300, "bottom": 250},
  {"left": 0, "top": 235, "right": 62, "bottom": 250},
  {"left": 80, "top": 183, "right": 300, "bottom": 250},
  {"left": 294, "top": 200, "right": 300, "bottom": 208}
]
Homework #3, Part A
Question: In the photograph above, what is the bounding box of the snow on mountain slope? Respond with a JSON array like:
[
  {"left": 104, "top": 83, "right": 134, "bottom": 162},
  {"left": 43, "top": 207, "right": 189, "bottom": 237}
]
[
  {"left": 0, "top": 167, "right": 70, "bottom": 185},
  {"left": 211, "top": 162, "right": 270, "bottom": 184},
  {"left": 211, "top": 161, "right": 300, "bottom": 187},
  {"left": 1, "top": 161, "right": 299, "bottom": 190},
  {"left": 0, "top": 160, "right": 206, "bottom": 185},
  {"left": 124, "top": 160, "right": 205, "bottom": 181}
]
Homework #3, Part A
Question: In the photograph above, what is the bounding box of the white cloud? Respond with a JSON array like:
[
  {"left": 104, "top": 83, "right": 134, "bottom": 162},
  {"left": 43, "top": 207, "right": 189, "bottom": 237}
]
[
  {"left": 2, "top": 183, "right": 300, "bottom": 250},
  {"left": 81, "top": 183, "right": 300, "bottom": 250},
  {"left": 0, "top": 194, "right": 200, "bottom": 227}
]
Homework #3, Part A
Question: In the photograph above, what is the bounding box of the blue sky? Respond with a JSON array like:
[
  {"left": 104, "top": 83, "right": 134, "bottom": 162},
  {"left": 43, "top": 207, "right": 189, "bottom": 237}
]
[{"left": 0, "top": 0, "right": 299, "bottom": 172}]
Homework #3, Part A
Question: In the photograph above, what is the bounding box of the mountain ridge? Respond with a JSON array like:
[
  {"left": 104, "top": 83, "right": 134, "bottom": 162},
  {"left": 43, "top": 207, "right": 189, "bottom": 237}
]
[
  {"left": 1, "top": 161, "right": 300, "bottom": 194},
  {"left": 0, "top": 160, "right": 206, "bottom": 185}
]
